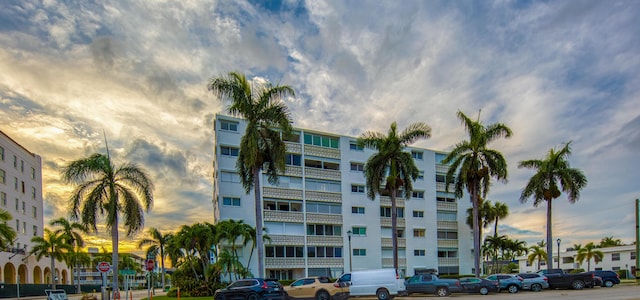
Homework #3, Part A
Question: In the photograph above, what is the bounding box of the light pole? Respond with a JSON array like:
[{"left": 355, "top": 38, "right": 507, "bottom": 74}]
[
  {"left": 556, "top": 238, "right": 561, "bottom": 269},
  {"left": 347, "top": 230, "right": 353, "bottom": 272}
]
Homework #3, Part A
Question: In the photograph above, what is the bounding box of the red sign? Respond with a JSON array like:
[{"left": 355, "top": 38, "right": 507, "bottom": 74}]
[
  {"left": 145, "top": 259, "right": 154, "bottom": 271},
  {"left": 97, "top": 261, "right": 111, "bottom": 273}
]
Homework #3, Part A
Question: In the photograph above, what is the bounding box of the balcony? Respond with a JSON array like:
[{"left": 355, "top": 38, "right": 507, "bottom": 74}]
[
  {"left": 285, "top": 142, "right": 302, "bottom": 154},
  {"left": 306, "top": 213, "right": 343, "bottom": 224},
  {"left": 307, "top": 235, "right": 343, "bottom": 246},
  {"left": 437, "top": 221, "right": 458, "bottom": 230},
  {"left": 263, "top": 187, "right": 303, "bottom": 200},
  {"left": 381, "top": 258, "right": 406, "bottom": 268},
  {"left": 436, "top": 182, "right": 455, "bottom": 192},
  {"left": 304, "top": 144, "right": 340, "bottom": 159},
  {"left": 308, "top": 257, "right": 344, "bottom": 267},
  {"left": 436, "top": 164, "right": 449, "bottom": 173},
  {"left": 381, "top": 237, "right": 406, "bottom": 248},
  {"left": 437, "top": 202, "right": 457, "bottom": 211},
  {"left": 284, "top": 165, "right": 303, "bottom": 177},
  {"left": 381, "top": 217, "right": 405, "bottom": 228},
  {"left": 438, "top": 257, "right": 458, "bottom": 266},
  {"left": 306, "top": 190, "right": 342, "bottom": 203},
  {"left": 266, "top": 234, "right": 305, "bottom": 245},
  {"left": 266, "top": 257, "right": 305, "bottom": 268},
  {"left": 264, "top": 210, "right": 304, "bottom": 222},
  {"left": 380, "top": 197, "right": 405, "bottom": 207},
  {"left": 437, "top": 239, "right": 458, "bottom": 248},
  {"left": 305, "top": 167, "right": 341, "bottom": 181}
]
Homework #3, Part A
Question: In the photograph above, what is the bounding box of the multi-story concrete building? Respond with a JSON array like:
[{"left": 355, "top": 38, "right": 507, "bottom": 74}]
[
  {"left": 213, "top": 115, "right": 473, "bottom": 280},
  {"left": 0, "top": 130, "right": 71, "bottom": 284}
]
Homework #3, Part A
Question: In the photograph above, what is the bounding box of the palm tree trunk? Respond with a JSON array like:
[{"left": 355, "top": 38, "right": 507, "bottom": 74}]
[
  {"left": 390, "top": 190, "right": 398, "bottom": 272},
  {"left": 50, "top": 255, "right": 56, "bottom": 290},
  {"left": 471, "top": 184, "right": 481, "bottom": 277},
  {"left": 112, "top": 218, "right": 120, "bottom": 297},
  {"left": 77, "top": 264, "right": 81, "bottom": 293},
  {"left": 253, "top": 167, "right": 265, "bottom": 278},
  {"left": 160, "top": 250, "right": 165, "bottom": 290},
  {"left": 546, "top": 198, "right": 553, "bottom": 271}
]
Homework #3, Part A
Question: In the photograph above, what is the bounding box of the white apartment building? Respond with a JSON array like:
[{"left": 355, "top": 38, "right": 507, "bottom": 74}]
[
  {"left": 0, "top": 130, "right": 71, "bottom": 284},
  {"left": 213, "top": 115, "right": 473, "bottom": 280}
]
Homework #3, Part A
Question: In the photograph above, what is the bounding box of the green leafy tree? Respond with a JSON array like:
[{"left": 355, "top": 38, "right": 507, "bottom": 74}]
[
  {"left": 61, "top": 152, "right": 154, "bottom": 293},
  {"left": 572, "top": 244, "right": 582, "bottom": 251},
  {"left": 465, "top": 200, "right": 494, "bottom": 242},
  {"left": 138, "top": 228, "right": 173, "bottom": 289},
  {"left": 519, "top": 142, "right": 587, "bottom": 270},
  {"left": 576, "top": 242, "right": 604, "bottom": 271},
  {"left": 358, "top": 121, "right": 431, "bottom": 271},
  {"left": 528, "top": 245, "right": 547, "bottom": 271},
  {"left": 209, "top": 72, "right": 294, "bottom": 277},
  {"left": 66, "top": 248, "right": 91, "bottom": 293},
  {"left": 443, "top": 110, "right": 512, "bottom": 276},
  {"left": 599, "top": 236, "right": 623, "bottom": 248},
  {"left": 483, "top": 235, "right": 506, "bottom": 273},
  {"left": 489, "top": 202, "right": 509, "bottom": 237},
  {"left": 50, "top": 217, "right": 87, "bottom": 293},
  {"left": 30, "top": 228, "right": 73, "bottom": 289},
  {"left": 0, "top": 209, "right": 17, "bottom": 249}
]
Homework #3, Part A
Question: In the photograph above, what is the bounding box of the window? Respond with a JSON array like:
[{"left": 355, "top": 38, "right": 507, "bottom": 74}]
[
  {"left": 21, "top": 201, "right": 25, "bottom": 214},
  {"left": 631, "top": 252, "right": 636, "bottom": 260},
  {"left": 21, "top": 181, "right": 25, "bottom": 193},
  {"left": 220, "top": 120, "right": 238, "bottom": 132},
  {"left": 16, "top": 219, "right": 20, "bottom": 233},
  {"left": 352, "top": 206, "right": 365, "bottom": 214},
  {"left": 438, "top": 250, "right": 458, "bottom": 258},
  {"left": 307, "top": 246, "right": 342, "bottom": 258},
  {"left": 306, "top": 202, "right": 341, "bottom": 214},
  {"left": 351, "top": 184, "right": 365, "bottom": 193},
  {"left": 22, "top": 221, "right": 26, "bottom": 234},
  {"left": 349, "top": 141, "right": 363, "bottom": 151},
  {"left": 285, "top": 154, "right": 301, "bottom": 166},
  {"left": 222, "top": 197, "right": 241, "bottom": 206},
  {"left": 33, "top": 225, "right": 37, "bottom": 236},
  {"left": 307, "top": 224, "right": 341, "bottom": 236},
  {"left": 353, "top": 249, "right": 366, "bottom": 256},
  {"left": 305, "top": 159, "right": 339, "bottom": 170},
  {"left": 30, "top": 167, "right": 35, "bottom": 180},
  {"left": 411, "top": 151, "right": 423, "bottom": 160},
  {"left": 350, "top": 162, "right": 364, "bottom": 172},
  {"left": 417, "top": 171, "right": 424, "bottom": 180},
  {"left": 436, "top": 174, "right": 446, "bottom": 183},
  {"left": 413, "top": 229, "right": 426, "bottom": 237},
  {"left": 412, "top": 191, "right": 424, "bottom": 199},
  {"left": 31, "top": 187, "right": 36, "bottom": 199},
  {"left": 437, "top": 231, "right": 458, "bottom": 239},
  {"left": 220, "top": 171, "right": 241, "bottom": 183},
  {"left": 306, "top": 179, "right": 341, "bottom": 192},
  {"left": 304, "top": 133, "right": 339, "bottom": 149},
  {"left": 32, "top": 206, "right": 36, "bottom": 218},
  {"left": 414, "top": 249, "right": 426, "bottom": 256},
  {"left": 0, "top": 169, "right": 5, "bottom": 183},
  {"left": 264, "top": 199, "right": 302, "bottom": 212},
  {"left": 14, "top": 177, "right": 18, "bottom": 190},
  {"left": 13, "top": 155, "right": 17, "bottom": 168},
  {"left": 380, "top": 207, "right": 404, "bottom": 218},
  {"left": 0, "top": 146, "right": 3, "bottom": 160},
  {"left": 413, "top": 210, "right": 424, "bottom": 218},
  {"left": 351, "top": 227, "right": 366, "bottom": 236},
  {"left": 266, "top": 246, "right": 304, "bottom": 258},
  {"left": 435, "top": 153, "right": 447, "bottom": 164},
  {"left": 437, "top": 211, "right": 457, "bottom": 221},
  {"left": 0, "top": 192, "right": 5, "bottom": 206},
  {"left": 20, "top": 160, "right": 24, "bottom": 172},
  {"left": 283, "top": 131, "right": 300, "bottom": 143},
  {"left": 220, "top": 146, "right": 239, "bottom": 157},
  {"left": 612, "top": 253, "right": 620, "bottom": 261},
  {"left": 15, "top": 198, "right": 18, "bottom": 210}
]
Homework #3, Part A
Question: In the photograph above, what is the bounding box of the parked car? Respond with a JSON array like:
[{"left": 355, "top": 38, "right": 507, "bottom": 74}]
[
  {"left": 537, "top": 269, "right": 594, "bottom": 290},
  {"left": 485, "top": 274, "right": 523, "bottom": 293},
  {"left": 457, "top": 277, "right": 500, "bottom": 295},
  {"left": 591, "top": 275, "right": 603, "bottom": 288},
  {"left": 337, "top": 268, "right": 405, "bottom": 300},
  {"left": 587, "top": 270, "right": 621, "bottom": 287},
  {"left": 284, "top": 276, "right": 349, "bottom": 300},
  {"left": 404, "top": 274, "right": 461, "bottom": 297},
  {"left": 518, "top": 273, "right": 549, "bottom": 292},
  {"left": 214, "top": 278, "right": 285, "bottom": 300}
]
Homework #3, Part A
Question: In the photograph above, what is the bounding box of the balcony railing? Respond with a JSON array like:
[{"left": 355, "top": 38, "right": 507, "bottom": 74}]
[
  {"left": 305, "top": 190, "right": 342, "bottom": 203},
  {"left": 307, "top": 257, "right": 344, "bottom": 267},
  {"left": 437, "top": 239, "right": 458, "bottom": 248},
  {"left": 381, "top": 237, "right": 406, "bottom": 248},
  {"left": 264, "top": 210, "right": 304, "bottom": 222},
  {"left": 267, "top": 234, "right": 305, "bottom": 245},
  {"left": 382, "top": 258, "right": 406, "bottom": 268},
  {"left": 263, "top": 187, "right": 303, "bottom": 200},
  {"left": 307, "top": 235, "right": 343, "bottom": 246},
  {"left": 436, "top": 164, "right": 449, "bottom": 173},
  {"left": 437, "top": 220, "right": 458, "bottom": 230},
  {"left": 381, "top": 217, "right": 405, "bottom": 227},
  {"left": 266, "top": 257, "right": 305, "bottom": 268},
  {"left": 305, "top": 167, "right": 341, "bottom": 181},
  {"left": 436, "top": 202, "right": 457, "bottom": 211},
  {"left": 306, "top": 213, "right": 343, "bottom": 224},
  {"left": 380, "top": 197, "right": 405, "bottom": 207},
  {"left": 438, "top": 257, "right": 459, "bottom": 266},
  {"left": 303, "top": 145, "right": 340, "bottom": 159},
  {"left": 285, "top": 142, "right": 302, "bottom": 154}
]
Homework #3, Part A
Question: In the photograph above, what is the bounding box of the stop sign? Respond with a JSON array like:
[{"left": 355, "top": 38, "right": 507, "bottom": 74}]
[
  {"left": 97, "top": 261, "right": 111, "bottom": 273},
  {"left": 145, "top": 259, "right": 154, "bottom": 271}
]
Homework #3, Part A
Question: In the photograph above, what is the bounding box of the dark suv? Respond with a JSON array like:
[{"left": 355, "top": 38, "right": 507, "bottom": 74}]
[
  {"left": 214, "top": 278, "right": 284, "bottom": 300},
  {"left": 588, "top": 270, "right": 620, "bottom": 287}
]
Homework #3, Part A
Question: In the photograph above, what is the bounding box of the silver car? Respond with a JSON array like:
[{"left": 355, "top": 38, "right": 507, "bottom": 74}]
[{"left": 518, "top": 273, "right": 549, "bottom": 292}]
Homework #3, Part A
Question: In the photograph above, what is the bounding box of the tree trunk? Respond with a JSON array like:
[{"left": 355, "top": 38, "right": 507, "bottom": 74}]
[
  {"left": 390, "top": 189, "right": 398, "bottom": 272},
  {"left": 112, "top": 217, "right": 120, "bottom": 298},
  {"left": 50, "top": 255, "right": 56, "bottom": 290},
  {"left": 160, "top": 249, "right": 165, "bottom": 290},
  {"left": 546, "top": 198, "right": 553, "bottom": 271},
  {"left": 471, "top": 184, "right": 481, "bottom": 277},
  {"left": 253, "top": 167, "right": 265, "bottom": 278}
]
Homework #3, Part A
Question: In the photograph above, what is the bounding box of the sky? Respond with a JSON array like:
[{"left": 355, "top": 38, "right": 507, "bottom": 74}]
[{"left": 0, "top": 0, "right": 639, "bottom": 255}]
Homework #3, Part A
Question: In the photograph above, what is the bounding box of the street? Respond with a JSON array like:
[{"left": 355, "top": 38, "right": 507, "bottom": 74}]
[{"left": 395, "top": 285, "right": 640, "bottom": 300}]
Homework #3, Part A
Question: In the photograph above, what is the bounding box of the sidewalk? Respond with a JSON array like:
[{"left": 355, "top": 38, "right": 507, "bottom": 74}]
[{"left": 5, "top": 289, "right": 167, "bottom": 300}]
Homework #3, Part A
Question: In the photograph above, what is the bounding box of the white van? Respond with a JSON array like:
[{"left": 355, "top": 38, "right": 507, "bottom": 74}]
[{"left": 337, "top": 268, "right": 405, "bottom": 300}]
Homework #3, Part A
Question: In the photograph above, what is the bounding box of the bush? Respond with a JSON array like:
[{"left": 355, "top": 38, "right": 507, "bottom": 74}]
[{"left": 616, "top": 270, "right": 627, "bottom": 279}]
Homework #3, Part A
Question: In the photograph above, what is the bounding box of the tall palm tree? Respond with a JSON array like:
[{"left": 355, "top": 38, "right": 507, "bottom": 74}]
[
  {"left": 489, "top": 202, "right": 509, "bottom": 237},
  {"left": 519, "top": 142, "right": 587, "bottom": 271},
  {"left": 358, "top": 121, "right": 432, "bottom": 271},
  {"left": 528, "top": 245, "right": 547, "bottom": 271},
  {"left": 138, "top": 228, "right": 173, "bottom": 290},
  {"left": 443, "top": 110, "right": 512, "bottom": 276},
  {"left": 61, "top": 152, "right": 154, "bottom": 294},
  {"left": 599, "top": 236, "right": 623, "bottom": 248},
  {"left": 483, "top": 235, "right": 506, "bottom": 273},
  {"left": 209, "top": 72, "right": 294, "bottom": 277},
  {"left": 216, "top": 219, "right": 257, "bottom": 279},
  {"left": 30, "top": 228, "right": 73, "bottom": 289},
  {"left": 576, "top": 242, "right": 604, "bottom": 271},
  {"left": 0, "top": 209, "right": 17, "bottom": 249},
  {"left": 50, "top": 217, "right": 88, "bottom": 293},
  {"left": 66, "top": 248, "right": 91, "bottom": 293},
  {"left": 465, "top": 200, "right": 494, "bottom": 243}
]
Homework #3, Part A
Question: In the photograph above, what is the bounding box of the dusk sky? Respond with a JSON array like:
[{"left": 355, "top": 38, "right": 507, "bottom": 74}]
[{"left": 1, "top": 0, "right": 638, "bottom": 254}]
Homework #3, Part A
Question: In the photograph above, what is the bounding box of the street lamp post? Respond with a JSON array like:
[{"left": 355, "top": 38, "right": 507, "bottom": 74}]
[
  {"left": 556, "top": 238, "right": 561, "bottom": 269},
  {"left": 347, "top": 230, "right": 353, "bottom": 272}
]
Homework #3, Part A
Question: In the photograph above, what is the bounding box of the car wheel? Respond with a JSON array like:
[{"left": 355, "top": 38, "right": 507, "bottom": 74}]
[
  {"left": 215, "top": 294, "right": 226, "bottom": 300},
  {"left": 604, "top": 280, "right": 614, "bottom": 288},
  {"left": 435, "top": 287, "right": 449, "bottom": 297},
  {"left": 376, "top": 289, "right": 390, "bottom": 300},
  {"left": 316, "top": 290, "right": 330, "bottom": 300},
  {"left": 531, "top": 283, "right": 542, "bottom": 292},
  {"left": 571, "top": 280, "right": 585, "bottom": 290},
  {"left": 479, "top": 287, "right": 489, "bottom": 295},
  {"left": 507, "top": 285, "right": 518, "bottom": 294},
  {"left": 246, "top": 293, "right": 259, "bottom": 300}
]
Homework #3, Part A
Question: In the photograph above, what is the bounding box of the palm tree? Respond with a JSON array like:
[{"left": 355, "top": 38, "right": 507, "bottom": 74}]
[
  {"left": 50, "top": 217, "right": 87, "bottom": 293},
  {"left": 0, "top": 209, "right": 17, "bottom": 249},
  {"left": 209, "top": 72, "right": 295, "bottom": 277},
  {"left": 138, "top": 228, "right": 173, "bottom": 290},
  {"left": 483, "top": 235, "right": 506, "bottom": 273},
  {"left": 599, "top": 236, "right": 623, "bottom": 248},
  {"left": 465, "top": 200, "right": 494, "bottom": 243},
  {"left": 443, "top": 110, "right": 512, "bottom": 276},
  {"left": 528, "top": 245, "right": 547, "bottom": 271},
  {"left": 576, "top": 242, "right": 604, "bottom": 271},
  {"left": 61, "top": 152, "right": 154, "bottom": 294},
  {"left": 572, "top": 244, "right": 582, "bottom": 251},
  {"left": 519, "top": 142, "right": 587, "bottom": 271},
  {"left": 358, "top": 121, "right": 432, "bottom": 271},
  {"left": 216, "top": 219, "right": 257, "bottom": 279},
  {"left": 30, "top": 228, "right": 73, "bottom": 289},
  {"left": 66, "top": 248, "right": 91, "bottom": 293},
  {"left": 489, "top": 202, "right": 509, "bottom": 237}
]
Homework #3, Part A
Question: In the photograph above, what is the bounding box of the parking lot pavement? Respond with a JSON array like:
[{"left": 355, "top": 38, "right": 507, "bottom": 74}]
[{"left": 395, "top": 285, "right": 640, "bottom": 300}]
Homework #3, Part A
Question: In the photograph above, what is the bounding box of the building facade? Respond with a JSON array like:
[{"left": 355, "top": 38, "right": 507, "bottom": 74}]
[
  {"left": 213, "top": 115, "right": 473, "bottom": 279},
  {"left": 0, "top": 130, "right": 71, "bottom": 285}
]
